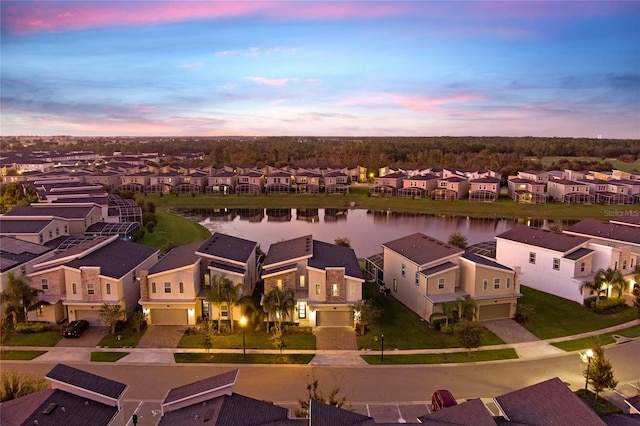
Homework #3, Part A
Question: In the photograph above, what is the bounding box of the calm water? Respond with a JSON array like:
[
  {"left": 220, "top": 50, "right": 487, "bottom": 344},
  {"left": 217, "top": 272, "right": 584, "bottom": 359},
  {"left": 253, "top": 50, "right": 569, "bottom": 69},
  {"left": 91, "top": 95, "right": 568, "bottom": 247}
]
[{"left": 174, "top": 208, "right": 568, "bottom": 258}]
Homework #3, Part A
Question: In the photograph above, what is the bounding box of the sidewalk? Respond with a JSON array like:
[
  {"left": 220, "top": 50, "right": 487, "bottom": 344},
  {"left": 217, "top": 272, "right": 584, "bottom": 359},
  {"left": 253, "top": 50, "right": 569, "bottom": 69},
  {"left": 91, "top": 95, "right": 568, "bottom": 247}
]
[{"left": 3, "top": 319, "right": 638, "bottom": 366}]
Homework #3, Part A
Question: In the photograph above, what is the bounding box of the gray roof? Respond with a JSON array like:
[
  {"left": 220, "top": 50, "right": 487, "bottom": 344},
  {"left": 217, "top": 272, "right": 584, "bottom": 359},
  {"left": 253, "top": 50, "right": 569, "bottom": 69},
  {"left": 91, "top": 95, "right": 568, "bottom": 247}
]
[
  {"left": 0, "top": 236, "right": 52, "bottom": 272},
  {"left": 4, "top": 205, "right": 96, "bottom": 218},
  {"left": 419, "top": 398, "right": 496, "bottom": 426},
  {"left": 308, "top": 240, "right": 364, "bottom": 280},
  {"left": 196, "top": 232, "right": 257, "bottom": 264},
  {"left": 309, "top": 399, "right": 375, "bottom": 425},
  {"left": 495, "top": 377, "right": 606, "bottom": 426},
  {"left": 407, "top": 173, "right": 438, "bottom": 181},
  {"left": 46, "top": 363, "right": 127, "bottom": 400},
  {"left": 148, "top": 242, "right": 202, "bottom": 275},
  {"left": 421, "top": 261, "right": 458, "bottom": 276},
  {"left": 264, "top": 235, "right": 313, "bottom": 267},
  {"left": 383, "top": 233, "right": 463, "bottom": 266},
  {"left": 164, "top": 369, "right": 238, "bottom": 404},
  {"left": 208, "top": 260, "right": 247, "bottom": 275},
  {"left": 566, "top": 219, "right": 640, "bottom": 245},
  {"left": 65, "top": 239, "right": 157, "bottom": 278},
  {"left": 462, "top": 251, "right": 513, "bottom": 271},
  {"left": 0, "top": 218, "right": 52, "bottom": 233},
  {"left": 610, "top": 214, "right": 640, "bottom": 227},
  {"left": 496, "top": 226, "right": 589, "bottom": 252},
  {"left": 564, "top": 247, "right": 594, "bottom": 261}
]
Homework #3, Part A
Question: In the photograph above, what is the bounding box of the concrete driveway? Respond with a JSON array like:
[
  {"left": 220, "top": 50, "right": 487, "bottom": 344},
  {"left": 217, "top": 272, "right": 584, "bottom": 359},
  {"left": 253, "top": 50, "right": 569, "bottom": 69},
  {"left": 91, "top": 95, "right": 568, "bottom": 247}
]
[
  {"left": 56, "top": 326, "right": 109, "bottom": 348},
  {"left": 482, "top": 319, "right": 539, "bottom": 344},
  {"left": 136, "top": 325, "right": 186, "bottom": 348},
  {"left": 314, "top": 326, "right": 358, "bottom": 350}
]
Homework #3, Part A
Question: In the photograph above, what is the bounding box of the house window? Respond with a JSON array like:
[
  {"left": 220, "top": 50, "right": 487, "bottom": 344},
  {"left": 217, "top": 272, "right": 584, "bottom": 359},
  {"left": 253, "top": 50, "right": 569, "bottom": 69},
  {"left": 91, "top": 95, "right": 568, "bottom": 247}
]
[
  {"left": 483, "top": 279, "right": 488, "bottom": 291},
  {"left": 401, "top": 264, "right": 406, "bottom": 277},
  {"left": 221, "top": 304, "right": 228, "bottom": 318},
  {"left": 623, "top": 260, "right": 627, "bottom": 270},
  {"left": 300, "top": 276, "right": 305, "bottom": 288},
  {"left": 529, "top": 252, "right": 536, "bottom": 264},
  {"left": 415, "top": 272, "right": 420, "bottom": 285},
  {"left": 331, "top": 284, "right": 339, "bottom": 297},
  {"left": 48, "top": 230, "right": 52, "bottom": 239},
  {"left": 350, "top": 283, "right": 356, "bottom": 298},
  {"left": 87, "top": 283, "right": 95, "bottom": 295},
  {"left": 64, "top": 225, "right": 68, "bottom": 234},
  {"left": 315, "top": 284, "right": 321, "bottom": 296},
  {"left": 438, "top": 278, "right": 445, "bottom": 290},
  {"left": 56, "top": 227, "right": 59, "bottom": 236},
  {"left": 179, "top": 282, "right": 184, "bottom": 293},
  {"left": 614, "top": 261, "right": 618, "bottom": 270},
  {"left": 506, "top": 277, "right": 511, "bottom": 289},
  {"left": 553, "top": 258, "right": 560, "bottom": 271},
  {"left": 36, "top": 305, "right": 44, "bottom": 317},
  {"left": 72, "top": 282, "right": 77, "bottom": 294},
  {"left": 41, "top": 278, "right": 49, "bottom": 290},
  {"left": 298, "top": 302, "right": 306, "bottom": 319},
  {"left": 164, "top": 282, "right": 171, "bottom": 293},
  {"left": 494, "top": 278, "right": 500, "bottom": 290},
  {"left": 151, "top": 282, "right": 157, "bottom": 293},
  {"left": 106, "top": 283, "right": 111, "bottom": 295},
  {"left": 393, "top": 279, "right": 397, "bottom": 292},
  {"left": 39, "top": 234, "right": 43, "bottom": 243},
  {"left": 277, "top": 279, "right": 283, "bottom": 290},
  {"left": 580, "top": 262, "right": 586, "bottom": 272}
]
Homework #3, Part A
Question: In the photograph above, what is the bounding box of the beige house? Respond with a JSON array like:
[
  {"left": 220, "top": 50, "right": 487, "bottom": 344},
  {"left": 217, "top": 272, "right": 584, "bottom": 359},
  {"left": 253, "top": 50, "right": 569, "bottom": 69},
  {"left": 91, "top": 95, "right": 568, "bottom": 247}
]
[
  {"left": 469, "top": 177, "right": 501, "bottom": 202},
  {"left": 0, "top": 217, "right": 70, "bottom": 245},
  {"left": 547, "top": 178, "right": 592, "bottom": 204},
  {"left": 398, "top": 174, "right": 438, "bottom": 198},
  {"left": 119, "top": 171, "right": 154, "bottom": 193},
  {"left": 432, "top": 176, "right": 469, "bottom": 200},
  {"left": 236, "top": 170, "right": 264, "bottom": 195},
  {"left": 370, "top": 172, "right": 406, "bottom": 196},
  {"left": 147, "top": 171, "right": 182, "bottom": 194},
  {"left": 507, "top": 177, "right": 546, "bottom": 203},
  {"left": 206, "top": 170, "right": 237, "bottom": 194},
  {"left": 1, "top": 204, "right": 102, "bottom": 237}
]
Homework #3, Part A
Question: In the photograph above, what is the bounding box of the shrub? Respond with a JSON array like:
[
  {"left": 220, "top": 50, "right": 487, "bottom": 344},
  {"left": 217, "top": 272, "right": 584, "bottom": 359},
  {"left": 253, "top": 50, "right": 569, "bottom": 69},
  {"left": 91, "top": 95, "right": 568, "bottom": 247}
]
[
  {"left": 593, "top": 297, "right": 627, "bottom": 314},
  {"left": 15, "top": 323, "right": 50, "bottom": 334},
  {"left": 440, "top": 324, "right": 455, "bottom": 334}
]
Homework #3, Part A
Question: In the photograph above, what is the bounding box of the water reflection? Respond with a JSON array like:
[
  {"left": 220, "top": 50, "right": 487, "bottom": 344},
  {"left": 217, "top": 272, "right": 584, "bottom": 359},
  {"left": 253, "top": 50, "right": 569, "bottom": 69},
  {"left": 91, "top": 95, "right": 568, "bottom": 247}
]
[{"left": 172, "top": 208, "right": 578, "bottom": 258}]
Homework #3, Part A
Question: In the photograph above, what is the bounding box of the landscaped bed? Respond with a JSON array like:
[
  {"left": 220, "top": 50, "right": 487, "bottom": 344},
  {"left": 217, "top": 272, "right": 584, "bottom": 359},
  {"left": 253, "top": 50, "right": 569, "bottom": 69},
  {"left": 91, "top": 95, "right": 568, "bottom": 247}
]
[
  {"left": 0, "top": 350, "right": 47, "bottom": 360},
  {"left": 174, "top": 353, "right": 314, "bottom": 364},
  {"left": 361, "top": 348, "right": 518, "bottom": 365},
  {"left": 177, "top": 326, "right": 316, "bottom": 350}
]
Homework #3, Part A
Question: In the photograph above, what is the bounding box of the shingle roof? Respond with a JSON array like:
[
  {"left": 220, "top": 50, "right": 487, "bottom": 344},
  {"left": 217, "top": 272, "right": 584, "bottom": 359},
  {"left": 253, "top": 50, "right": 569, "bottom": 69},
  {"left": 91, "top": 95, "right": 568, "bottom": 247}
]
[
  {"left": 309, "top": 399, "right": 375, "bottom": 425},
  {"left": 164, "top": 369, "right": 238, "bottom": 404},
  {"left": 308, "top": 240, "right": 364, "bottom": 280},
  {"left": 0, "top": 218, "right": 52, "bottom": 233},
  {"left": 496, "top": 226, "right": 589, "bottom": 252},
  {"left": 420, "top": 261, "right": 458, "bottom": 276},
  {"left": 196, "top": 232, "right": 257, "bottom": 264},
  {"left": 65, "top": 239, "right": 157, "bottom": 278},
  {"left": 419, "top": 398, "right": 496, "bottom": 426},
  {"left": 4, "top": 205, "right": 96, "bottom": 218},
  {"left": 19, "top": 389, "right": 120, "bottom": 426},
  {"left": 383, "top": 233, "right": 463, "bottom": 266},
  {"left": 0, "top": 236, "right": 52, "bottom": 272},
  {"left": 264, "top": 235, "right": 313, "bottom": 267},
  {"left": 564, "top": 247, "right": 593, "bottom": 261},
  {"left": 462, "top": 251, "right": 513, "bottom": 271},
  {"left": 148, "top": 241, "right": 202, "bottom": 275},
  {"left": 494, "top": 377, "right": 606, "bottom": 426},
  {"left": 208, "top": 260, "right": 247, "bottom": 275},
  {"left": 566, "top": 219, "right": 640, "bottom": 245},
  {"left": 46, "top": 363, "right": 127, "bottom": 400}
]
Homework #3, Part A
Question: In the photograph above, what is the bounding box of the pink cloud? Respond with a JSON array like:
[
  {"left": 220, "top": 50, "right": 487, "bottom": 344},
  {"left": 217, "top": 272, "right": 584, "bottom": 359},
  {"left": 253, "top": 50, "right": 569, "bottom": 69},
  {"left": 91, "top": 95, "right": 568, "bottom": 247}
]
[
  {"left": 245, "top": 76, "right": 297, "bottom": 87},
  {"left": 339, "top": 93, "right": 479, "bottom": 111}
]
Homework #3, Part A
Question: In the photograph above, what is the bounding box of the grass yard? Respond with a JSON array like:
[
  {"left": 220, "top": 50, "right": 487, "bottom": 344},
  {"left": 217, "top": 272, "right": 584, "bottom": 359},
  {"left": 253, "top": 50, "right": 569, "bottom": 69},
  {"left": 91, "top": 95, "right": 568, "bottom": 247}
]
[
  {"left": 90, "top": 351, "right": 130, "bottom": 362},
  {"left": 575, "top": 389, "right": 623, "bottom": 415},
  {"left": 98, "top": 324, "right": 146, "bottom": 348},
  {"left": 139, "top": 209, "right": 211, "bottom": 248},
  {"left": 2, "top": 330, "right": 63, "bottom": 347},
  {"left": 519, "top": 286, "right": 638, "bottom": 339},
  {"left": 362, "top": 348, "right": 518, "bottom": 365},
  {"left": 357, "top": 283, "right": 504, "bottom": 350},
  {"left": 0, "top": 350, "right": 46, "bottom": 360},
  {"left": 174, "top": 353, "right": 313, "bottom": 364},
  {"left": 551, "top": 325, "right": 640, "bottom": 351},
  {"left": 530, "top": 156, "right": 640, "bottom": 173},
  {"left": 177, "top": 328, "right": 316, "bottom": 350}
]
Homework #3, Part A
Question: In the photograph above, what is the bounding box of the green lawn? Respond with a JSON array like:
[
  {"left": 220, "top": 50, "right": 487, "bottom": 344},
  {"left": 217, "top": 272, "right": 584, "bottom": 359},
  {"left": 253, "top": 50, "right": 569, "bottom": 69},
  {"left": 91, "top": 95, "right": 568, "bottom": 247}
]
[
  {"left": 90, "top": 351, "right": 130, "bottom": 362},
  {"left": 362, "top": 348, "right": 518, "bottom": 365},
  {"left": 575, "top": 389, "right": 623, "bottom": 415},
  {"left": 178, "top": 328, "right": 316, "bottom": 350},
  {"left": 175, "top": 353, "right": 314, "bottom": 364},
  {"left": 519, "top": 286, "right": 638, "bottom": 339},
  {"left": 138, "top": 186, "right": 633, "bottom": 221},
  {"left": 551, "top": 325, "right": 640, "bottom": 351},
  {"left": 2, "top": 330, "right": 63, "bottom": 346},
  {"left": 139, "top": 209, "right": 211, "bottom": 248},
  {"left": 98, "top": 324, "right": 146, "bottom": 348},
  {"left": 530, "top": 156, "right": 640, "bottom": 173},
  {"left": 357, "top": 283, "right": 504, "bottom": 350},
  {"left": 0, "top": 350, "right": 47, "bottom": 360}
]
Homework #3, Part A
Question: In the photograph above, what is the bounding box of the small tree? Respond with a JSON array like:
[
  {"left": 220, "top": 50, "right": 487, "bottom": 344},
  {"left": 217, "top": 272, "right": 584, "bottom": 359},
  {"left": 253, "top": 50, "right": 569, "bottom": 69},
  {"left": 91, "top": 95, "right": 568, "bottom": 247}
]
[
  {"left": 98, "top": 303, "right": 126, "bottom": 333},
  {"left": 130, "top": 310, "right": 148, "bottom": 333},
  {"left": 515, "top": 303, "right": 535, "bottom": 324},
  {"left": 457, "top": 321, "right": 483, "bottom": 357},
  {"left": 334, "top": 237, "right": 351, "bottom": 248},
  {"left": 270, "top": 326, "right": 286, "bottom": 356},
  {"left": 584, "top": 338, "right": 618, "bottom": 401},
  {"left": 430, "top": 302, "right": 455, "bottom": 328},
  {"left": 350, "top": 299, "right": 381, "bottom": 336},
  {"left": 447, "top": 232, "right": 468, "bottom": 249},
  {"left": 1, "top": 370, "right": 49, "bottom": 402},
  {"left": 295, "top": 370, "right": 348, "bottom": 418},
  {"left": 201, "top": 320, "right": 216, "bottom": 354}
]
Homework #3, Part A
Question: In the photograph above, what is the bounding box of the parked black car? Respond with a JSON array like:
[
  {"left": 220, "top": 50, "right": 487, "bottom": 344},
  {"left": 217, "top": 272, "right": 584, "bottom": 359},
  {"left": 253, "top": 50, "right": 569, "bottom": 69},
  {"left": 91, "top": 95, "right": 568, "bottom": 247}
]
[{"left": 62, "top": 320, "right": 90, "bottom": 338}]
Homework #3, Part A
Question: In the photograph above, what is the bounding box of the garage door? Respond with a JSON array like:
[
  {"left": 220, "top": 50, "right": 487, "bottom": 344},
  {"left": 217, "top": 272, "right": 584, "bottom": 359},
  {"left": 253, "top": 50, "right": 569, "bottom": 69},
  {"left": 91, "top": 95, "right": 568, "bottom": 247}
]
[
  {"left": 479, "top": 303, "right": 511, "bottom": 320},
  {"left": 316, "top": 311, "right": 353, "bottom": 327},
  {"left": 75, "top": 310, "right": 101, "bottom": 326},
  {"left": 150, "top": 309, "right": 188, "bottom": 325}
]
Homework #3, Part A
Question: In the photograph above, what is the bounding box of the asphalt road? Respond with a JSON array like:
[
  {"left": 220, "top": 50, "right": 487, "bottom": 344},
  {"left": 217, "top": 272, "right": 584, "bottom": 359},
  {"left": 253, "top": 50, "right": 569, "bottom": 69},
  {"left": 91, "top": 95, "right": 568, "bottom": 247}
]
[{"left": 4, "top": 339, "right": 638, "bottom": 407}]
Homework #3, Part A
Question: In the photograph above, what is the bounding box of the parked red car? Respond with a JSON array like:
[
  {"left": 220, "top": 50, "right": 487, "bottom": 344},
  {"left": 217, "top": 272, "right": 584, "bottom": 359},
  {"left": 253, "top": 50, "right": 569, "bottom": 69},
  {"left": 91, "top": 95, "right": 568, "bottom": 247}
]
[{"left": 431, "top": 389, "right": 457, "bottom": 411}]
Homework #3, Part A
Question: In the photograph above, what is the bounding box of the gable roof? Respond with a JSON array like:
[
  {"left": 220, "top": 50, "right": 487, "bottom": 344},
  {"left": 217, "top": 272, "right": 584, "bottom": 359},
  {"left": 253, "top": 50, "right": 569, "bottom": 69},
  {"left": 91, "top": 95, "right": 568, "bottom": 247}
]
[
  {"left": 496, "top": 226, "right": 589, "bottom": 252},
  {"left": 264, "top": 235, "right": 313, "bottom": 267},
  {"left": 494, "top": 377, "right": 605, "bottom": 425},
  {"left": 309, "top": 399, "right": 374, "bottom": 425},
  {"left": 196, "top": 232, "right": 257, "bottom": 264},
  {"left": 565, "top": 219, "right": 640, "bottom": 245},
  {"left": 46, "top": 363, "right": 127, "bottom": 400},
  {"left": 0, "top": 236, "right": 52, "bottom": 272},
  {"left": 148, "top": 241, "right": 202, "bottom": 275},
  {"left": 163, "top": 369, "right": 238, "bottom": 405},
  {"left": 0, "top": 218, "right": 55, "bottom": 234},
  {"left": 65, "top": 239, "right": 157, "bottom": 278},
  {"left": 419, "top": 398, "right": 496, "bottom": 426},
  {"left": 383, "top": 233, "right": 463, "bottom": 266},
  {"left": 308, "top": 240, "right": 364, "bottom": 280},
  {"left": 462, "top": 251, "right": 513, "bottom": 272},
  {"left": 4, "top": 205, "right": 97, "bottom": 219}
]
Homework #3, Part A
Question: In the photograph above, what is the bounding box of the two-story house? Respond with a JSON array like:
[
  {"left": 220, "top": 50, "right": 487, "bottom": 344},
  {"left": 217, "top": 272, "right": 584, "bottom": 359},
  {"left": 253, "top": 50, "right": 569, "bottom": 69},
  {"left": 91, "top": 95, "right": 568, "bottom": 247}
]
[
  {"left": 236, "top": 170, "right": 264, "bottom": 195},
  {"left": 206, "top": 170, "right": 238, "bottom": 195},
  {"left": 1, "top": 204, "right": 102, "bottom": 239},
  {"left": 398, "top": 174, "right": 438, "bottom": 198},
  {"left": 261, "top": 235, "right": 364, "bottom": 327},
  {"left": 468, "top": 177, "right": 501, "bottom": 202},
  {"left": 176, "top": 171, "right": 208, "bottom": 194},
  {"left": 265, "top": 170, "right": 292, "bottom": 194},
  {"left": 147, "top": 171, "right": 182, "bottom": 194},
  {"left": 370, "top": 172, "right": 406, "bottom": 196},
  {"left": 323, "top": 171, "right": 350, "bottom": 194},
  {"left": 432, "top": 176, "right": 469, "bottom": 200},
  {"left": 547, "top": 178, "right": 593, "bottom": 204},
  {"left": 507, "top": 177, "right": 546, "bottom": 203},
  {"left": 119, "top": 170, "right": 154, "bottom": 193},
  {"left": 293, "top": 170, "right": 322, "bottom": 194}
]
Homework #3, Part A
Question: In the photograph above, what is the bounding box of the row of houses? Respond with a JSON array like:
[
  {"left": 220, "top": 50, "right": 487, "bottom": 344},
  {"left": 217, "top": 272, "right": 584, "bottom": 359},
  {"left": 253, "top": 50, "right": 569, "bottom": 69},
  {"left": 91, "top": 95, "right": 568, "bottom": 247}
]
[{"left": 4, "top": 364, "right": 630, "bottom": 425}]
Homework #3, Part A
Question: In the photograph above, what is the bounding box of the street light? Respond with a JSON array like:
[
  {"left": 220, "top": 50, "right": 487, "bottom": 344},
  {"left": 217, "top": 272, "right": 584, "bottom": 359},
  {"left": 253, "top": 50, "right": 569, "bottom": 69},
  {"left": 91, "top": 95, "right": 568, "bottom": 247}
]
[
  {"left": 381, "top": 334, "right": 384, "bottom": 362},
  {"left": 240, "top": 316, "right": 247, "bottom": 359},
  {"left": 584, "top": 349, "right": 594, "bottom": 394}
]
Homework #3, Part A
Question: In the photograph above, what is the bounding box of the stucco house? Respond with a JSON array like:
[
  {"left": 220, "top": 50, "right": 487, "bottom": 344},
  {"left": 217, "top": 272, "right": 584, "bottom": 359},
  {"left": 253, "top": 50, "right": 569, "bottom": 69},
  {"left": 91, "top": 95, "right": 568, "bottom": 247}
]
[
  {"left": 398, "top": 174, "right": 438, "bottom": 198},
  {"left": 261, "top": 235, "right": 364, "bottom": 327},
  {"left": 206, "top": 170, "right": 237, "bottom": 194},
  {"left": 507, "top": 177, "right": 546, "bottom": 203},
  {"left": 547, "top": 178, "right": 593, "bottom": 204},
  {"left": 433, "top": 176, "right": 469, "bottom": 200},
  {"left": 468, "top": 176, "right": 501, "bottom": 202},
  {"left": 370, "top": 172, "right": 406, "bottom": 196}
]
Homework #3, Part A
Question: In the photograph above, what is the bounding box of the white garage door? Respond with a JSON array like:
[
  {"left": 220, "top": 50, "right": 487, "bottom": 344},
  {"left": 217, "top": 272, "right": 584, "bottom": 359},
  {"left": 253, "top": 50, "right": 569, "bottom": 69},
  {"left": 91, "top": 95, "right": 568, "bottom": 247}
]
[
  {"left": 316, "top": 311, "right": 353, "bottom": 327},
  {"left": 75, "top": 310, "right": 101, "bottom": 326},
  {"left": 150, "top": 309, "right": 188, "bottom": 325},
  {"left": 479, "top": 303, "right": 511, "bottom": 320}
]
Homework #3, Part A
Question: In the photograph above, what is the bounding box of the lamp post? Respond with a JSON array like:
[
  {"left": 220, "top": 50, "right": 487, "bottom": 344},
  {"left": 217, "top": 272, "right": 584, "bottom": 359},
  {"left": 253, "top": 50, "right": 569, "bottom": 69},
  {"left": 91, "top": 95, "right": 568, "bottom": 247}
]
[
  {"left": 381, "top": 334, "right": 384, "bottom": 362},
  {"left": 240, "top": 316, "right": 247, "bottom": 359},
  {"left": 584, "top": 349, "right": 594, "bottom": 394}
]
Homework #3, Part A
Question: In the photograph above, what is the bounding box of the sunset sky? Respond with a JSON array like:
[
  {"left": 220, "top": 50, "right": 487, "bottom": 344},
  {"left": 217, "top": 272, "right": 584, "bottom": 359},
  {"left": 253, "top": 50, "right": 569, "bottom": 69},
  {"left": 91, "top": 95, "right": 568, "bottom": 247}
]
[{"left": 2, "top": 1, "right": 639, "bottom": 138}]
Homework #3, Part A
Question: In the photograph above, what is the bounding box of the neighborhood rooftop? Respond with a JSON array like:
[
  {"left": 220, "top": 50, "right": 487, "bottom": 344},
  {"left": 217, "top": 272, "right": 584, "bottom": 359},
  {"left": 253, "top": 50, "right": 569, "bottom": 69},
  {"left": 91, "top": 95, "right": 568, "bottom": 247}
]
[
  {"left": 496, "top": 226, "right": 590, "bottom": 252},
  {"left": 196, "top": 232, "right": 257, "bottom": 263},
  {"left": 65, "top": 239, "right": 157, "bottom": 278},
  {"left": 565, "top": 218, "right": 640, "bottom": 245},
  {"left": 308, "top": 240, "right": 365, "bottom": 279},
  {"left": 382, "top": 233, "right": 463, "bottom": 265},
  {"left": 263, "top": 234, "right": 313, "bottom": 266}
]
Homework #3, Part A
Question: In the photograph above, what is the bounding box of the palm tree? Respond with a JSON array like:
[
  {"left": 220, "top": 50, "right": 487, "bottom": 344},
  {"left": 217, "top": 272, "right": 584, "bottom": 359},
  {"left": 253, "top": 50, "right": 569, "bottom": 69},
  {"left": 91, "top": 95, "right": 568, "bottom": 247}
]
[
  {"left": 221, "top": 281, "right": 243, "bottom": 332},
  {"left": 0, "top": 273, "right": 42, "bottom": 330},
  {"left": 453, "top": 296, "right": 477, "bottom": 322},
  {"left": 263, "top": 287, "right": 296, "bottom": 332},
  {"left": 596, "top": 268, "right": 627, "bottom": 298},
  {"left": 429, "top": 302, "right": 455, "bottom": 328},
  {"left": 580, "top": 280, "right": 603, "bottom": 307},
  {"left": 206, "top": 275, "right": 232, "bottom": 333}
]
